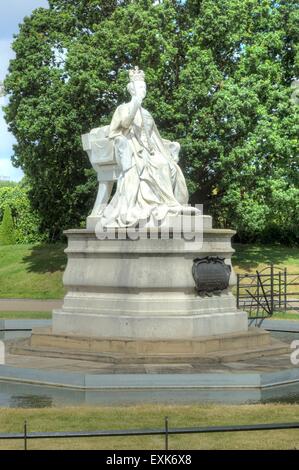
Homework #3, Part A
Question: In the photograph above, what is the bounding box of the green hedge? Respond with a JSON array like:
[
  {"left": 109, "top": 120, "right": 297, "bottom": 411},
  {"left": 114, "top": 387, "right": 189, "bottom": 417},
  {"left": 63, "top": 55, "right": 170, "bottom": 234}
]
[
  {"left": 0, "top": 183, "right": 45, "bottom": 244},
  {"left": 0, "top": 206, "right": 16, "bottom": 245}
]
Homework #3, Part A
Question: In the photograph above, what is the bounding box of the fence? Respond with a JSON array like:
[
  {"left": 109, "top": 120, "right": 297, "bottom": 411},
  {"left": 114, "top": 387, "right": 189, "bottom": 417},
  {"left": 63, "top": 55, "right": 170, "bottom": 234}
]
[
  {"left": 236, "top": 265, "right": 299, "bottom": 319},
  {"left": 0, "top": 419, "right": 299, "bottom": 450}
]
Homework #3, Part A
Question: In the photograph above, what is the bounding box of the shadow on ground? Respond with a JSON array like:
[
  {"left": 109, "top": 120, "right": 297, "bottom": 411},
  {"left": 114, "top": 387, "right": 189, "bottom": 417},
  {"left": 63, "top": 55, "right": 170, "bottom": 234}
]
[
  {"left": 23, "top": 244, "right": 67, "bottom": 274},
  {"left": 233, "top": 243, "right": 299, "bottom": 271}
]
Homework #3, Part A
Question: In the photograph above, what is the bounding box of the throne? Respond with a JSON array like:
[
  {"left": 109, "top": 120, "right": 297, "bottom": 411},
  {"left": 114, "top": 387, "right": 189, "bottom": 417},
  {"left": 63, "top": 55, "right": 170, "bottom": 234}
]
[{"left": 82, "top": 126, "right": 120, "bottom": 229}]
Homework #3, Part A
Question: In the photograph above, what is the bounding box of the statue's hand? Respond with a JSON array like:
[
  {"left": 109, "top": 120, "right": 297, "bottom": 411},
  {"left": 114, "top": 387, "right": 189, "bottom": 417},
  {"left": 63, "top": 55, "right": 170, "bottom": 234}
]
[
  {"left": 162, "top": 139, "right": 180, "bottom": 162},
  {"left": 131, "top": 95, "right": 142, "bottom": 107},
  {"left": 169, "top": 142, "right": 180, "bottom": 162},
  {"left": 127, "top": 96, "right": 143, "bottom": 125}
]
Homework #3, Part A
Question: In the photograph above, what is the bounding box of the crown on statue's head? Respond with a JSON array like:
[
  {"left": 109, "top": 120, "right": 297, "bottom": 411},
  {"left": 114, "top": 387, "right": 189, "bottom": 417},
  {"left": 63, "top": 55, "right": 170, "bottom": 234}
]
[{"left": 129, "top": 66, "right": 145, "bottom": 82}]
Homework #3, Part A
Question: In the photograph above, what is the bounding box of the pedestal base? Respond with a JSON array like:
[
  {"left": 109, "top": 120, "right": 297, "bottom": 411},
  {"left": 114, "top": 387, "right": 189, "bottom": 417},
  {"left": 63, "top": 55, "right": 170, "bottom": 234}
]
[
  {"left": 53, "top": 217, "right": 247, "bottom": 341},
  {"left": 53, "top": 301, "right": 247, "bottom": 339}
]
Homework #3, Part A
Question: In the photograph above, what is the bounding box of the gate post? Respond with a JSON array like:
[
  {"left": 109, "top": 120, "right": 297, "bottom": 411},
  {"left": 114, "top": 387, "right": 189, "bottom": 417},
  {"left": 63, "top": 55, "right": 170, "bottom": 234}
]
[
  {"left": 270, "top": 264, "right": 274, "bottom": 314},
  {"left": 236, "top": 274, "right": 240, "bottom": 309}
]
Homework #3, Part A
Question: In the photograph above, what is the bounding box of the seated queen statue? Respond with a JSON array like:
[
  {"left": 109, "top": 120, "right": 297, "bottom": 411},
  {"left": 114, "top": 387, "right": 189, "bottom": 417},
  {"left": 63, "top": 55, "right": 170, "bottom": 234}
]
[{"left": 84, "top": 66, "right": 196, "bottom": 229}]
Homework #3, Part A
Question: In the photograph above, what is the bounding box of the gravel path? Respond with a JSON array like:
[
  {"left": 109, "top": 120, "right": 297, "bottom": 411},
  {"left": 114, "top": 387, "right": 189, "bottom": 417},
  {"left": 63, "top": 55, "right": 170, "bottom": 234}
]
[{"left": 0, "top": 299, "right": 62, "bottom": 312}]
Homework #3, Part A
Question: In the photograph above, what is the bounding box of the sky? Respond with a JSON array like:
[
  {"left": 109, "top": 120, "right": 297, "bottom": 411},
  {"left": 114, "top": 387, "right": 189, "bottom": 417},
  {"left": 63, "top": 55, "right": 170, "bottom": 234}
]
[{"left": 0, "top": 0, "right": 49, "bottom": 181}]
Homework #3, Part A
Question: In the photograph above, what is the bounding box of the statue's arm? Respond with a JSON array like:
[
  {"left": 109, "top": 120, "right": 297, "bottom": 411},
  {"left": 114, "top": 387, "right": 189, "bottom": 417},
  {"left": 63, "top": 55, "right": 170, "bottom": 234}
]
[
  {"left": 121, "top": 96, "right": 142, "bottom": 128},
  {"left": 151, "top": 122, "right": 181, "bottom": 163},
  {"left": 109, "top": 97, "right": 141, "bottom": 139}
]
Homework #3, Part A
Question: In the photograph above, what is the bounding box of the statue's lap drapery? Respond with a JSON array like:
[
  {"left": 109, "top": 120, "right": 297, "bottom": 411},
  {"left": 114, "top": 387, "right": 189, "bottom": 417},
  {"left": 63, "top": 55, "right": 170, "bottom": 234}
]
[{"left": 100, "top": 103, "right": 189, "bottom": 228}]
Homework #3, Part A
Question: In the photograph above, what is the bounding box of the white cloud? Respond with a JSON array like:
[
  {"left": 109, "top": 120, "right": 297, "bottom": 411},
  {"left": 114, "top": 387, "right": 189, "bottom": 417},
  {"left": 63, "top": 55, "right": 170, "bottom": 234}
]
[
  {"left": 0, "top": 39, "right": 15, "bottom": 81},
  {"left": 0, "top": 158, "right": 23, "bottom": 182},
  {"left": 0, "top": 100, "right": 19, "bottom": 182},
  {"left": 0, "top": 104, "right": 15, "bottom": 150},
  {"left": 0, "top": 102, "right": 14, "bottom": 141}
]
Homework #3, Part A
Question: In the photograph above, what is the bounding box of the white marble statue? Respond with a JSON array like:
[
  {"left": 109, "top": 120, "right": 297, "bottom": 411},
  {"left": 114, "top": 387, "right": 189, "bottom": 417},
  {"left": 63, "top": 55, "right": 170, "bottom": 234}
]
[{"left": 83, "top": 66, "right": 194, "bottom": 228}]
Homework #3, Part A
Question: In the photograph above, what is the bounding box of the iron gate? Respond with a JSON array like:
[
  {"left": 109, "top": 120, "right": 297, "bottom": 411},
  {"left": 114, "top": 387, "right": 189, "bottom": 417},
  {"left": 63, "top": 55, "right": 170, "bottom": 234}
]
[{"left": 236, "top": 265, "right": 299, "bottom": 319}]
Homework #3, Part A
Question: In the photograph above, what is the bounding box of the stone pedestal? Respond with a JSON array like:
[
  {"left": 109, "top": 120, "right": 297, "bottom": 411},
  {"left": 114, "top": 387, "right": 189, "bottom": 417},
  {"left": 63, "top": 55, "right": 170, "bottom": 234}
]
[{"left": 52, "top": 215, "right": 248, "bottom": 341}]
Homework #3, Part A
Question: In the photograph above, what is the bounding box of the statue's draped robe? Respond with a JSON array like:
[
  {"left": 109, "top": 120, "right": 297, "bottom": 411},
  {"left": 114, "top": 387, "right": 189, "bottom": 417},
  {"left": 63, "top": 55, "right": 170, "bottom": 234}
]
[{"left": 100, "top": 100, "right": 189, "bottom": 228}]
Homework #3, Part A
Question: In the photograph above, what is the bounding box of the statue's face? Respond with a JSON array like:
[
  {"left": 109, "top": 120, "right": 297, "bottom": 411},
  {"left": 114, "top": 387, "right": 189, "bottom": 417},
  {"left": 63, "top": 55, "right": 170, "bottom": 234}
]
[{"left": 133, "top": 80, "right": 147, "bottom": 99}]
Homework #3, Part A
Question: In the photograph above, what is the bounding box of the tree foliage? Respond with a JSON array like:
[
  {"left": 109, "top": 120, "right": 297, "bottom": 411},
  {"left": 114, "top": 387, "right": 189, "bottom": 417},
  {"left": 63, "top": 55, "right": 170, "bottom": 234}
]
[{"left": 4, "top": 0, "right": 299, "bottom": 242}]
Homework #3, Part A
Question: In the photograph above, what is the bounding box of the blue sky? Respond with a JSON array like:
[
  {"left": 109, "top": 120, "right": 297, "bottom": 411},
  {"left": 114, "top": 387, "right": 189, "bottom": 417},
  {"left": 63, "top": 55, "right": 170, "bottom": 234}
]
[{"left": 0, "top": 0, "right": 49, "bottom": 181}]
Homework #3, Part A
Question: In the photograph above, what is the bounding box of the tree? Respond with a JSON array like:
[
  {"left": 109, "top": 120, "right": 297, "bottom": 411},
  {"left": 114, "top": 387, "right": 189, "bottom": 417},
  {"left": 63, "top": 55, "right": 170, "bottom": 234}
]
[
  {"left": 177, "top": 0, "right": 299, "bottom": 243},
  {"left": 0, "top": 206, "right": 16, "bottom": 245},
  {"left": 4, "top": 0, "right": 299, "bottom": 242}
]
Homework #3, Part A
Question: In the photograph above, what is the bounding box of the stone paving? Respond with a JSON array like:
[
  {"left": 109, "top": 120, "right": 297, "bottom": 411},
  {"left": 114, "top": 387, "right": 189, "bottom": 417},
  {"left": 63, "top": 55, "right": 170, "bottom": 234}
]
[{"left": 4, "top": 350, "right": 294, "bottom": 375}]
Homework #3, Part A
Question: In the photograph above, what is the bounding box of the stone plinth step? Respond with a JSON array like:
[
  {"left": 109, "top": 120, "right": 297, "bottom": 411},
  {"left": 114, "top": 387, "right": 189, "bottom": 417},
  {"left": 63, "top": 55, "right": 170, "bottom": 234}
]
[
  {"left": 10, "top": 341, "right": 288, "bottom": 365},
  {"left": 31, "top": 326, "right": 272, "bottom": 354},
  {"left": 8, "top": 327, "right": 289, "bottom": 365}
]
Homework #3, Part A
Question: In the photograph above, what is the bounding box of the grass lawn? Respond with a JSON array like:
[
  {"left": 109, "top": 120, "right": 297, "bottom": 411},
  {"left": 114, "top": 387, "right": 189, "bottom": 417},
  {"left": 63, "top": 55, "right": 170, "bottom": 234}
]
[
  {"left": 0, "top": 404, "right": 299, "bottom": 450},
  {"left": 0, "top": 243, "right": 298, "bottom": 300},
  {"left": 0, "top": 311, "right": 51, "bottom": 319},
  {"left": 232, "top": 243, "right": 299, "bottom": 310},
  {"left": 274, "top": 314, "right": 299, "bottom": 321},
  {"left": 0, "top": 243, "right": 66, "bottom": 299},
  {"left": 270, "top": 312, "right": 299, "bottom": 321},
  {"left": 232, "top": 243, "right": 299, "bottom": 274}
]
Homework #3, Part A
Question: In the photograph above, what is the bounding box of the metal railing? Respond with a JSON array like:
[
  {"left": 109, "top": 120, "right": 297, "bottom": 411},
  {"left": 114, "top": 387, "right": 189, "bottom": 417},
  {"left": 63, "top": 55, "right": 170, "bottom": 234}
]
[
  {"left": 236, "top": 265, "right": 299, "bottom": 319},
  {"left": 0, "top": 419, "right": 299, "bottom": 450},
  {"left": 0, "top": 328, "right": 32, "bottom": 332}
]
